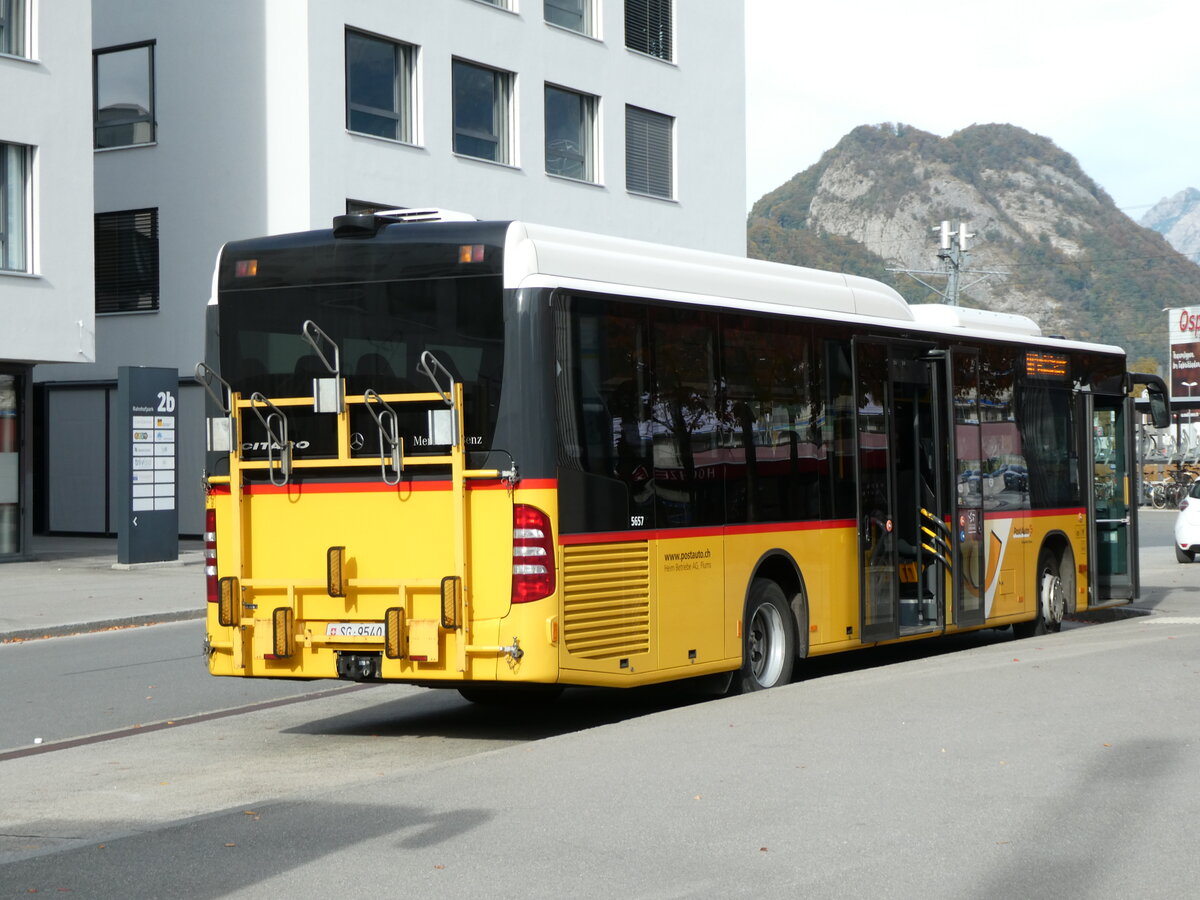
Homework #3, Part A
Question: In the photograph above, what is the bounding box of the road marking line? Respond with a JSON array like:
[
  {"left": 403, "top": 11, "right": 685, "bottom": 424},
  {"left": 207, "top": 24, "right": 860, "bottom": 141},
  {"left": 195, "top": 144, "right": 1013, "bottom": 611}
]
[{"left": 1141, "top": 617, "right": 1200, "bottom": 625}]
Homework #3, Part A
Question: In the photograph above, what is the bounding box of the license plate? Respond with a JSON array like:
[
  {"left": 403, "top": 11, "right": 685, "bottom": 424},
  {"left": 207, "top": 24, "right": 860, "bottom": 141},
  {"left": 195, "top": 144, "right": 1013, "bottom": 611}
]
[{"left": 325, "top": 622, "right": 384, "bottom": 638}]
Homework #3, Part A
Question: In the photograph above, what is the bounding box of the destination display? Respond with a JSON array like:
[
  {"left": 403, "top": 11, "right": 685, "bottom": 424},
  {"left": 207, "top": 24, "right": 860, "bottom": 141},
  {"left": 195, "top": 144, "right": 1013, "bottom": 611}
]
[{"left": 1024, "top": 350, "right": 1069, "bottom": 379}]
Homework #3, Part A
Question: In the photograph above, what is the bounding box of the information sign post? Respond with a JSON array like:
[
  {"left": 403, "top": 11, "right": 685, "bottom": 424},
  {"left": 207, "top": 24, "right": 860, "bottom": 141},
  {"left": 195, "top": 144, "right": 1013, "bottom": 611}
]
[{"left": 117, "top": 366, "right": 178, "bottom": 564}]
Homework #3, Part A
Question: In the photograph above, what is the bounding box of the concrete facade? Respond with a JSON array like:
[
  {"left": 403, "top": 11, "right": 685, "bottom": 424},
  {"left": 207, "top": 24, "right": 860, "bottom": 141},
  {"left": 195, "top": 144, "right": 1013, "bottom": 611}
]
[
  {"left": 0, "top": 0, "right": 95, "bottom": 557},
  {"left": 33, "top": 0, "right": 747, "bottom": 536}
]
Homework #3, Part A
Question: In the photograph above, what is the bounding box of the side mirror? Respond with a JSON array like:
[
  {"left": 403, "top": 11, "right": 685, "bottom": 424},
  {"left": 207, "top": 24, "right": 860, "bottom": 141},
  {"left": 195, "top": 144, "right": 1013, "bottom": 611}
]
[
  {"left": 1148, "top": 384, "right": 1171, "bottom": 430},
  {"left": 1130, "top": 374, "right": 1171, "bottom": 430}
]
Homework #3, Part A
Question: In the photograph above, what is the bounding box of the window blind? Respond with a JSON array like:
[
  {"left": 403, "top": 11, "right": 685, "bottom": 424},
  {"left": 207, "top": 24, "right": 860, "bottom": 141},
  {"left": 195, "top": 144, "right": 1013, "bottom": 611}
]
[
  {"left": 625, "top": 106, "right": 673, "bottom": 199},
  {"left": 95, "top": 208, "right": 159, "bottom": 314}
]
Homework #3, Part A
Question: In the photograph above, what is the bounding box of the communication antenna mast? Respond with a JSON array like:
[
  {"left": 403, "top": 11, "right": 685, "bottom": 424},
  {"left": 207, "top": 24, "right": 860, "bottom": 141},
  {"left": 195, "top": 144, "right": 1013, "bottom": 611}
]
[{"left": 888, "top": 221, "right": 1003, "bottom": 306}]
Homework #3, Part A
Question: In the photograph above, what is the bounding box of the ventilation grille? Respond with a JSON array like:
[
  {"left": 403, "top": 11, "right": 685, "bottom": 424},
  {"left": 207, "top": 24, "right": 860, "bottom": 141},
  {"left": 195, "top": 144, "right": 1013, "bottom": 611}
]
[
  {"left": 375, "top": 207, "right": 476, "bottom": 223},
  {"left": 562, "top": 542, "right": 651, "bottom": 659}
]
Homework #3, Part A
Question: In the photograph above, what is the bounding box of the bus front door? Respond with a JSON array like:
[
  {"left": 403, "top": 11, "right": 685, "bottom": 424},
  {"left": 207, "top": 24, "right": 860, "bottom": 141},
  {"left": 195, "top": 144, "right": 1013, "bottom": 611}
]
[
  {"left": 854, "top": 340, "right": 949, "bottom": 642},
  {"left": 1090, "top": 393, "right": 1137, "bottom": 601}
]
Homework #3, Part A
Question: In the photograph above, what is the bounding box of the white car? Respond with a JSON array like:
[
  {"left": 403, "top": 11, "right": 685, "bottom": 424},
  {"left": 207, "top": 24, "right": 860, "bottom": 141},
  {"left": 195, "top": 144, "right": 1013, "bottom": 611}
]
[{"left": 1173, "top": 481, "right": 1200, "bottom": 562}]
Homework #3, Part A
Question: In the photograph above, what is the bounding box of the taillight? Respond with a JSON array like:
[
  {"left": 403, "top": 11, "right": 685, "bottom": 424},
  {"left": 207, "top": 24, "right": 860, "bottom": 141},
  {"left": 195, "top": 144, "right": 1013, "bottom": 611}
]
[
  {"left": 1180, "top": 499, "right": 1190, "bottom": 512},
  {"left": 205, "top": 508, "right": 218, "bottom": 603},
  {"left": 511, "top": 504, "right": 555, "bottom": 603}
]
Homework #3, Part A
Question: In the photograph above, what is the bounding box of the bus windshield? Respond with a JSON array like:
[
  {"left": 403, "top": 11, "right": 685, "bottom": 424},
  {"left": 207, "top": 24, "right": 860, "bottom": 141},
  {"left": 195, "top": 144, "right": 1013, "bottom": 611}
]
[{"left": 218, "top": 274, "right": 505, "bottom": 462}]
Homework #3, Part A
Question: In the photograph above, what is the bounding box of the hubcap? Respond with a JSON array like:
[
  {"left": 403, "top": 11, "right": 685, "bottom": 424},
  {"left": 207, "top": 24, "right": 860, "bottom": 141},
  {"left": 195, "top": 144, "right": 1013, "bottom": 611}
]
[
  {"left": 1041, "top": 569, "right": 1065, "bottom": 625},
  {"left": 750, "top": 603, "right": 786, "bottom": 686}
]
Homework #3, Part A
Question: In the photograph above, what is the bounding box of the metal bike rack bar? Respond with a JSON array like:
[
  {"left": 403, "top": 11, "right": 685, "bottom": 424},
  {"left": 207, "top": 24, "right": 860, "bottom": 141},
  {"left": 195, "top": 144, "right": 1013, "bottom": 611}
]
[
  {"left": 301, "top": 319, "right": 344, "bottom": 414},
  {"left": 363, "top": 389, "right": 403, "bottom": 485},
  {"left": 248, "top": 392, "right": 292, "bottom": 486}
]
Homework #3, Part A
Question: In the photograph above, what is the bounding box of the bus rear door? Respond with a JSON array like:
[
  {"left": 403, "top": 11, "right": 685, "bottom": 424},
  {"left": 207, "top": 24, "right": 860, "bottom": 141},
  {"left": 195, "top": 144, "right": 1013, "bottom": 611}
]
[{"left": 853, "top": 339, "right": 951, "bottom": 641}]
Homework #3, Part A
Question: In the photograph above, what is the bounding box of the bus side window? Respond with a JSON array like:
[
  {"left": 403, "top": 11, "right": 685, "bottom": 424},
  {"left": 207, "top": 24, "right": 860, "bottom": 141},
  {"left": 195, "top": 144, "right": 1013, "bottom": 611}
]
[{"left": 554, "top": 296, "right": 654, "bottom": 533}]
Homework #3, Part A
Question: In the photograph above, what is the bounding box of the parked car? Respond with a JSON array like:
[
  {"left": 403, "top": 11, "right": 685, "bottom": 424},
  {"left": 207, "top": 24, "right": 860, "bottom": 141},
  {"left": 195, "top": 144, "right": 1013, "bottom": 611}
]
[
  {"left": 1002, "top": 464, "right": 1028, "bottom": 492},
  {"left": 1173, "top": 481, "right": 1200, "bottom": 562},
  {"left": 985, "top": 464, "right": 1027, "bottom": 493}
]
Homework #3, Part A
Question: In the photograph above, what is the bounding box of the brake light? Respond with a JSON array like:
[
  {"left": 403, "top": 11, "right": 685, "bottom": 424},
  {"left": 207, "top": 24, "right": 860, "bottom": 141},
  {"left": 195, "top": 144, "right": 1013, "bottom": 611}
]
[
  {"left": 511, "top": 504, "right": 555, "bottom": 603},
  {"left": 205, "top": 508, "right": 218, "bottom": 603},
  {"left": 1180, "top": 499, "right": 1190, "bottom": 511}
]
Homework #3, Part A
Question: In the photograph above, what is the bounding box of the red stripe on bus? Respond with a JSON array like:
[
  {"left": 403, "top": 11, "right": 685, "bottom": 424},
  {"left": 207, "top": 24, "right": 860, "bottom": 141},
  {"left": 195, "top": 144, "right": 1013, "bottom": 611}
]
[
  {"left": 725, "top": 519, "right": 856, "bottom": 536},
  {"left": 230, "top": 478, "right": 557, "bottom": 496}
]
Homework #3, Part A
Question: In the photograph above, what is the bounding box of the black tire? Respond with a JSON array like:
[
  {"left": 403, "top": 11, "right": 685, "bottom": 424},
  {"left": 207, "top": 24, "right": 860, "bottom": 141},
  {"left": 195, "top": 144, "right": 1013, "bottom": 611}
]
[
  {"left": 734, "top": 579, "right": 796, "bottom": 692},
  {"left": 1152, "top": 486, "right": 1167, "bottom": 509},
  {"left": 1176, "top": 545, "right": 1196, "bottom": 564}
]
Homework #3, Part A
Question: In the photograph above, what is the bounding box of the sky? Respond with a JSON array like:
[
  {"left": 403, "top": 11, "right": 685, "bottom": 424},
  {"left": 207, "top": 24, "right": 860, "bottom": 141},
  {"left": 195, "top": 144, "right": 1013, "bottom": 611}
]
[{"left": 744, "top": 0, "right": 1200, "bottom": 219}]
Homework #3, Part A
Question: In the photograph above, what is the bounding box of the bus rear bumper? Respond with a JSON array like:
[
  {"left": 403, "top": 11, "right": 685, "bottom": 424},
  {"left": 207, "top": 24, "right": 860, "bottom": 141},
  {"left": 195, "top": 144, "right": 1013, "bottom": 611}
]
[{"left": 204, "top": 610, "right": 560, "bottom": 684}]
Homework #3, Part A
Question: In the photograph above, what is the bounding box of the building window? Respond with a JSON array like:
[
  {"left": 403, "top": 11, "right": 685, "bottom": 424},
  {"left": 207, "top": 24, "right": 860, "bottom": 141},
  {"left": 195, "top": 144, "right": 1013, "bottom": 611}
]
[
  {"left": 0, "top": 0, "right": 27, "bottom": 57},
  {"left": 0, "top": 370, "right": 21, "bottom": 556},
  {"left": 545, "top": 0, "right": 593, "bottom": 35},
  {"left": 545, "top": 85, "right": 596, "bottom": 182},
  {"left": 95, "top": 209, "right": 159, "bottom": 314},
  {"left": 0, "top": 142, "right": 28, "bottom": 273},
  {"left": 625, "top": 105, "right": 673, "bottom": 199},
  {"left": 345, "top": 30, "right": 416, "bottom": 144},
  {"left": 452, "top": 60, "right": 513, "bottom": 165},
  {"left": 94, "top": 42, "right": 156, "bottom": 149},
  {"left": 625, "top": 0, "right": 671, "bottom": 61},
  {"left": 475, "top": 0, "right": 513, "bottom": 9}
]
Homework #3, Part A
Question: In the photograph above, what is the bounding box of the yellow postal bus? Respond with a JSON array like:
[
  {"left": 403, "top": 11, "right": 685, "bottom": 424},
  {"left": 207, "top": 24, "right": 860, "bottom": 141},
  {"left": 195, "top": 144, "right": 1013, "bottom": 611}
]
[{"left": 198, "top": 211, "right": 1168, "bottom": 698}]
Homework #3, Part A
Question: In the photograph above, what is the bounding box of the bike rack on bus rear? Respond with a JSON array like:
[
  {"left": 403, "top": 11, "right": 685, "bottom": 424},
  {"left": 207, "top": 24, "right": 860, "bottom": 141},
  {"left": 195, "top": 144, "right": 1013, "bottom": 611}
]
[{"left": 195, "top": 328, "right": 524, "bottom": 672}]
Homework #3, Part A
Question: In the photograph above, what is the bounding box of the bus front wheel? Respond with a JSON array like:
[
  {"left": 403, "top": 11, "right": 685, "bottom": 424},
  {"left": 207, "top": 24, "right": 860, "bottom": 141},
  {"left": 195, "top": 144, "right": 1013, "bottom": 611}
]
[
  {"left": 735, "top": 579, "right": 796, "bottom": 692},
  {"left": 1015, "top": 548, "right": 1066, "bottom": 638}
]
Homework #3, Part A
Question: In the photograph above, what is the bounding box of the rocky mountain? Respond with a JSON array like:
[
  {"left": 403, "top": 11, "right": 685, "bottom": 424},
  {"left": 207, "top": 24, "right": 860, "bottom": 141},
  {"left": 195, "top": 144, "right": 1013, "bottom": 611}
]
[
  {"left": 1141, "top": 188, "right": 1200, "bottom": 265},
  {"left": 748, "top": 123, "right": 1200, "bottom": 370}
]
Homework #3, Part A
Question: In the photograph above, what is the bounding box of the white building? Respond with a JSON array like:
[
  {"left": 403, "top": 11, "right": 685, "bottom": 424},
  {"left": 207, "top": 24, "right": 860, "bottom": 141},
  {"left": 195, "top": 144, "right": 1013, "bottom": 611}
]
[
  {"left": 0, "top": 1, "right": 95, "bottom": 559},
  {"left": 34, "top": 0, "right": 747, "bottom": 537}
]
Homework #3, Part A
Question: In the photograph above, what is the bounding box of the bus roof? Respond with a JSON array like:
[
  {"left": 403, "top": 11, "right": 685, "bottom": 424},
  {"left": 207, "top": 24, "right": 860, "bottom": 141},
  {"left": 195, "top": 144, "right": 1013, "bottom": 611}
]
[
  {"left": 502, "top": 221, "right": 1119, "bottom": 355},
  {"left": 212, "top": 215, "right": 1121, "bottom": 357},
  {"left": 503, "top": 221, "right": 915, "bottom": 322}
]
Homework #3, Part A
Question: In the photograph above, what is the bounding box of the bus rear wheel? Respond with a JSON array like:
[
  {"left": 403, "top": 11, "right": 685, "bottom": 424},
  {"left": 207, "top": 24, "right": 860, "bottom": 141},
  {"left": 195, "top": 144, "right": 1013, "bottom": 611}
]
[{"left": 735, "top": 579, "right": 796, "bottom": 692}]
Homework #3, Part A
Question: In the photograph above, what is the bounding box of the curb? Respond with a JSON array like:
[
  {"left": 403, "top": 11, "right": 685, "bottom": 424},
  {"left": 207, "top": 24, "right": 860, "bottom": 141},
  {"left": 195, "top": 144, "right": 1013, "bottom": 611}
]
[{"left": 0, "top": 608, "right": 206, "bottom": 644}]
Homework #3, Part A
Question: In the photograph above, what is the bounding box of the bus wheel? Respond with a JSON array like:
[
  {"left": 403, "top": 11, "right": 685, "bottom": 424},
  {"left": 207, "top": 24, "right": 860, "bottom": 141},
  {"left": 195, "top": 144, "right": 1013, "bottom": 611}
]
[
  {"left": 1016, "top": 549, "right": 1065, "bottom": 638},
  {"left": 1039, "top": 549, "right": 1067, "bottom": 633},
  {"left": 736, "top": 579, "right": 796, "bottom": 692}
]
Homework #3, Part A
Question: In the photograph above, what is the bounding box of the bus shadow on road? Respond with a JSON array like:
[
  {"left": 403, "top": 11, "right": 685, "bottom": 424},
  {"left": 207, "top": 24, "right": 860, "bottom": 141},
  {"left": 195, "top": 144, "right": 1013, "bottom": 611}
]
[
  {"left": 280, "top": 678, "right": 724, "bottom": 744},
  {"left": 280, "top": 626, "right": 1052, "bottom": 744}
]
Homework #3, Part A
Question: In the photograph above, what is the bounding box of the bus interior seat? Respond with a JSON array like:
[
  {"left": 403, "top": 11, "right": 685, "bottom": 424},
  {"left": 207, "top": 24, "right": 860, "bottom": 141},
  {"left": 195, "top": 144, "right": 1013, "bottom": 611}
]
[
  {"left": 354, "top": 352, "right": 395, "bottom": 389},
  {"left": 238, "top": 357, "right": 267, "bottom": 396},
  {"left": 290, "top": 354, "right": 326, "bottom": 397}
]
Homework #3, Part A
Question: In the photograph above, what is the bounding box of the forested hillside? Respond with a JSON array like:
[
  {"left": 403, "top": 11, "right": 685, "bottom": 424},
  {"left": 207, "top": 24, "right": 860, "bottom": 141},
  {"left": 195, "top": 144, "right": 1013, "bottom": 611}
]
[{"left": 748, "top": 123, "right": 1200, "bottom": 370}]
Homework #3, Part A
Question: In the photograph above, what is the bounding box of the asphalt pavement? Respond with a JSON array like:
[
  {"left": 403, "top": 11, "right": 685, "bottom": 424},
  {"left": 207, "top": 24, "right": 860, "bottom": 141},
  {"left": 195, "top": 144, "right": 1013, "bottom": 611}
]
[
  {"left": 3, "top": 511, "right": 1200, "bottom": 896},
  {"left": 0, "top": 535, "right": 204, "bottom": 642}
]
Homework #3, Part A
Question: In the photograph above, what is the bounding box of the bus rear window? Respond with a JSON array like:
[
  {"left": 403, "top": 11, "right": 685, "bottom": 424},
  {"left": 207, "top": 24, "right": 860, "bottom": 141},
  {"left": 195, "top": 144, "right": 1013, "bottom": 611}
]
[{"left": 219, "top": 276, "right": 504, "bottom": 462}]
